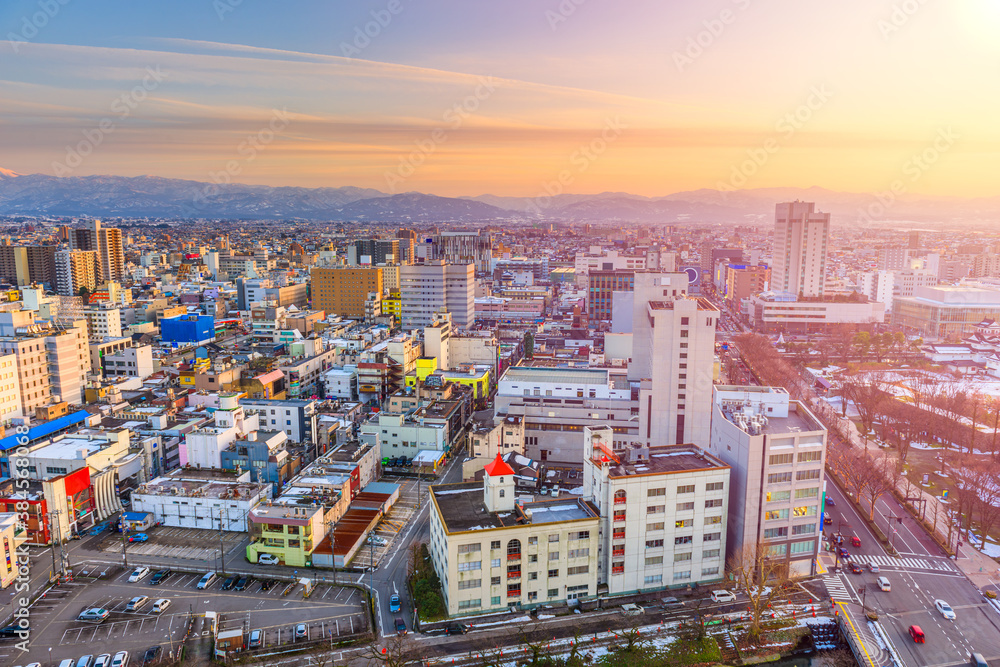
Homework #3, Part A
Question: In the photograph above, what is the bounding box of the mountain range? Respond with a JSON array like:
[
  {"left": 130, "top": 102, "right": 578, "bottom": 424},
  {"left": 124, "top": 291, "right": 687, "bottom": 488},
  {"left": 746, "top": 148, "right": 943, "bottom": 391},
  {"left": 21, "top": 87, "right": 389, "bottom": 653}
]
[{"left": 0, "top": 169, "right": 995, "bottom": 226}]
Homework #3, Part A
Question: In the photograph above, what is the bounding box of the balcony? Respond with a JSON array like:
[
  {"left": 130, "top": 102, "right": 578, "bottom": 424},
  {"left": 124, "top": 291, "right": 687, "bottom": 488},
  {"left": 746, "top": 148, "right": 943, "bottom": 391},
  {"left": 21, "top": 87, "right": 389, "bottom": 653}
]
[
  {"left": 612, "top": 548, "right": 625, "bottom": 557},
  {"left": 611, "top": 565, "right": 624, "bottom": 575},
  {"left": 506, "top": 572, "right": 521, "bottom": 581},
  {"left": 613, "top": 514, "right": 626, "bottom": 523},
  {"left": 507, "top": 589, "right": 521, "bottom": 598},
  {"left": 613, "top": 497, "right": 626, "bottom": 505},
  {"left": 506, "top": 553, "right": 521, "bottom": 562}
]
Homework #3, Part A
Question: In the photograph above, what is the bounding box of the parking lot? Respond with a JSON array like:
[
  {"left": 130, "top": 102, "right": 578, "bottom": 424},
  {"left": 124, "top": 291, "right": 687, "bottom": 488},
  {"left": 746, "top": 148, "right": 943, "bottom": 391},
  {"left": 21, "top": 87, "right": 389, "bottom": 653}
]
[
  {"left": 1, "top": 562, "right": 368, "bottom": 666},
  {"left": 351, "top": 476, "right": 420, "bottom": 569},
  {"left": 96, "top": 527, "right": 246, "bottom": 562}
]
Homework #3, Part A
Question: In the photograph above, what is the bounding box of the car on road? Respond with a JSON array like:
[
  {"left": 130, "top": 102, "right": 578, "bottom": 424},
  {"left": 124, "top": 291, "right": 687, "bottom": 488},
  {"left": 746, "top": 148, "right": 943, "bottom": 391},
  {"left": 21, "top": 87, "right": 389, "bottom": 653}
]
[
  {"left": 837, "top": 548, "right": 850, "bottom": 559},
  {"left": 823, "top": 516, "right": 832, "bottom": 525},
  {"left": 294, "top": 623, "right": 308, "bottom": 640},
  {"left": 389, "top": 594, "right": 400, "bottom": 612},
  {"left": 234, "top": 576, "right": 250, "bottom": 591},
  {"left": 849, "top": 562, "right": 863, "bottom": 574},
  {"left": 258, "top": 554, "right": 280, "bottom": 565},
  {"left": 445, "top": 623, "right": 468, "bottom": 635},
  {"left": 660, "top": 597, "right": 683, "bottom": 606},
  {"left": 141, "top": 646, "right": 161, "bottom": 665},
  {"left": 221, "top": 576, "right": 236, "bottom": 590},
  {"left": 94, "top": 655, "right": 112, "bottom": 667},
  {"left": 908, "top": 625, "right": 925, "bottom": 643},
  {"left": 129, "top": 533, "right": 149, "bottom": 543},
  {"left": 152, "top": 599, "right": 171, "bottom": 614},
  {"left": 111, "top": 652, "right": 129, "bottom": 667},
  {"left": 394, "top": 617, "right": 406, "bottom": 635},
  {"left": 78, "top": 608, "right": 111, "bottom": 622},
  {"left": 197, "top": 572, "right": 216, "bottom": 589},
  {"left": 934, "top": 599, "right": 956, "bottom": 620},
  {"left": 248, "top": 629, "right": 264, "bottom": 649},
  {"left": 825, "top": 497, "right": 835, "bottom": 506},
  {"left": 150, "top": 569, "right": 171, "bottom": 585},
  {"left": 868, "top": 562, "right": 880, "bottom": 573},
  {"left": 128, "top": 566, "right": 150, "bottom": 582},
  {"left": 850, "top": 536, "right": 861, "bottom": 547}
]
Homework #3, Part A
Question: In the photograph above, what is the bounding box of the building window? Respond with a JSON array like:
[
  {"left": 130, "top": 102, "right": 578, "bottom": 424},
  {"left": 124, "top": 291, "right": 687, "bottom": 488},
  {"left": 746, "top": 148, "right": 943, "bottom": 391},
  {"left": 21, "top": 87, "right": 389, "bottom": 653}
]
[
  {"left": 677, "top": 484, "right": 695, "bottom": 494},
  {"left": 458, "top": 543, "right": 481, "bottom": 554},
  {"left": 569, "top": 531, "right": 590, "bottom": 540},
  {"left": 794, "top": 487, "right": 819, "bottom": 499},
  {"left": 458, "top": 579, "right": 481, "bottom": 590},
  {"left": 674, "top": 552, "right": 692, "bottom": 562},
  {"left": 458, "top": 599, "right": 481, "bottom": 610},
  {"left": 676, "top": 502, "right": 694, "bottom": 511},
  {"left": 645, "top": 556, "right": 663, "bottom": 566},
  {"left": 547, "top": 589, "right": 558, "bottom": 598},
  {"left": 792, "top": 505, "right": 818, "bottom": 517},
  {"left": 645, "top": 539, "right": 664, "bottom": 549},
  {"left": 547, "top": 569, "right": 559, "bottom": 578},
  {"left": 703, "top": 532, "right": 720, "bottom": 542},
  {"left": 567, "top": 565, "right": 589, "bottom": 576},
  {"left": 767, "top": 490, "right": 791, "bottom": 502},
  {"left": 703, "top": 549, "right": 720, "bottom": 559},
  {"left": 765, "top": 509, "right": 790, "bottom": 520},
  {"left": 458, "top": 561, "right": 482, "bottom": 571},
  {"left": 767, "top": 472, "right": 792, "bottom": 484},
  {"left": 705, "top": 499, "right": 723, "bottom": 508},
  {"left": 567, "top": 548, "right": 589, "bottom": 558},
  {"left": 674, "top": 536, "right": 692, "bottom": 545},
  {"left": 706, "top": 482, "right": 724, "bottom": 491},
  {"left": 491, "top": 576, "right": 501, "bottom": 585},
  {"left": 798, "top": 451, "right": 822, "bottom": 462},
  {"left": 647, "top": 488, "right": 665, "bottom": 497},
  {"left": 644, "top": 574, "right": 664, "bottom": 584},
  {"left": 792, "top": 523, "right": 816, "bottom": 535},
  {"left": 491, "top": 540, "right": 501, "bottom": 549},
  {"left": 764, "top": 527, "right": 788, "bottom": 539},
  {"left": 790, "top": 539, "right": 815, "bottom": 554},
  {"left": 796, "top": 469, "right": 821, "bottom": 481},
  {"left": 702, "top": 567, "right": 720, "bottom": 576},
  {"left": 647, "top": 522, "right": 665, "bottom": 531},
  {"left": 769, "top": 453, "right": 794, "bottom": 465},
  {"left": 675, "top": 519, "right": 693, "bottom": 528},
  {"left": 672, "top": 571, "right": 691, "bottom": 581},
  {"left": 705, "top": 516, "right": 722, "bottom": 525},
  {"left": 647, "top": 505, "right": 665, "bottom": 514},
  {"left": 548, "top": 534, "right": 560, "bottom": 543}
]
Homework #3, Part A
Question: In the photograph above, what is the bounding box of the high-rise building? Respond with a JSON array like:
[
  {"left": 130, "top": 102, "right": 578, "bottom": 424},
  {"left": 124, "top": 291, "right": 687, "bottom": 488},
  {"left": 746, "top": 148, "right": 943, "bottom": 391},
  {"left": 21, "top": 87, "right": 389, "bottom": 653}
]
[
  {"left": 857, "top": 270, "right": 895, "bottom": 311},
  {"left": 310, "top": 267, "right": 383, "bottom": 319},
  {"left": 772, "top": 202, "right": 829, "bottom": 298},
  {"left": 0, "top": 246, "right": 58, "bottom": 286},
  {"left": 588, "top": 269, "right": 634, "bottom": 322},
  {"left": 54, "top": 249, "right": 100, "bottom": 297},
  {"left": 396, "top": 228, "right": 417, "bottom": 264},
  {"left": 709, "top": 385, "right": 827, "bottom": 578},
  {"left": 877, "top": 247, "right": 909, "bottom": 272},
  {"left": 400, "top": 262, "right": 474, "bottom": 329},
  {"left": 348, "top": 239, "right": 399, "bottom": 266},
  {"left": 433, "top": 231, "right": 492, "bottom": 274},
  {"left": 723, "top": 265, "right": 771, "bottom": 305},
  {"left": 68, "top": 220, "right": 124, "bottom": 284},
  {"left": 908, "top": 230, "right": 921, "bottom": 250}
]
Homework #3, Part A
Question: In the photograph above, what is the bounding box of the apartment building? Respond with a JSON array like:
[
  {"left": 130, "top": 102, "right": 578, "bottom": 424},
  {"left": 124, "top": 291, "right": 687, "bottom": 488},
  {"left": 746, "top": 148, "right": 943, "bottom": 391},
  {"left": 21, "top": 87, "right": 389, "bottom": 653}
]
[
  {"left": 708, "top": 386, "right": 827, "bottom": 578},
  {"left": 45, "top": 323, "right": 90, "bottom": 405},
  {"left": 54, "top": 249, "right": 100, "bottom": 297},
  {"left": 311, "top": 267, "right": 383, "bottom": 319},
  {"left": 433, "top": 231, "right": 493, "bottom": 274},
  {"left": 0, "top": 354, "right": 22, "bottom": 421},
  {"left": 240, "top": 398, "right": 318, "bottom": 444},
  {"left": 429, "top": 456, "right": 600, "bottom": 615},
  {"left": 359, "top": 411, "right": 447, "bottom": 461},
  {"left": 583, "top": 426, "right": 730, "bottom": 595},
  {"left": 68, "top": 220, "right": 124, "bottom": 283},
  {"left": 0, "top": 246, "right": 57, "bottom": 287},
  {"left": 102, "top": 344, "right": 155, "bottom": 380},
  {"left": 83, "top": 305, "right": 123, "bottom": 339},
  {"left": 772, "top": 201, "right": 830, "bottom": 298},
  {"left": 400, "top": 262, "right": 474, "bottom": 329}
]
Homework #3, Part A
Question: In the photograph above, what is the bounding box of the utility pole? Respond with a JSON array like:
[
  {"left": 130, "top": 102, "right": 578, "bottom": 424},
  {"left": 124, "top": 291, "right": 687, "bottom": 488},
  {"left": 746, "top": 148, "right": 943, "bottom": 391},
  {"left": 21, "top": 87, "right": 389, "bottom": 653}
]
[
  {"left": 219, "top": 508, "right": 226, "bottom": 577},
  {"left": 121, "top": 517, "right": 129, "bottom": 569},
  {"left": 329, "top": 517, "right": 336, "bottom": 585},
  {"left": 46, "top": 512, "right": 57, "bottom": 580}
]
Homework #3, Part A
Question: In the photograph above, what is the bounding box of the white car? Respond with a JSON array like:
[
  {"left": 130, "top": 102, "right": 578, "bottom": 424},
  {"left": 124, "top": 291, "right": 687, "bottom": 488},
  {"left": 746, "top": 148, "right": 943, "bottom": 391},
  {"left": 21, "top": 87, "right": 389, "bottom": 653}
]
[
  {"left": 258, "top": 554, "right": 280, "bottom": 565},
  {"left": 935, "top": 599, "right": 956, "bottom": 620},
  {"left": 128, "top": 566, "right": 150, "bottom": 583},
  {"left": 111, "top": 652, "right": 129, "bottom": 667},
  {"left": 152, "top": 599, "right": 171, "bottom": 614},
  {"left": 94, "top": 655, "right": 112, "bottom": 667},
  {"left": 710, "top": 590, "right": 736, "bottom": 603}
]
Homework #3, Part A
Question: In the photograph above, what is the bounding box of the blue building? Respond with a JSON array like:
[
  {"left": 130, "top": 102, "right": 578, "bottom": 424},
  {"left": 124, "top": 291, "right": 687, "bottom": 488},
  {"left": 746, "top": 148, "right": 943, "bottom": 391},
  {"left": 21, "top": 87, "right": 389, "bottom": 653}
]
[
  {"left": 220, "top": 431, "right": 295, "bottom": 494},
  {"left": 161, "top": 314, "right": 215, "bottom": 346}
]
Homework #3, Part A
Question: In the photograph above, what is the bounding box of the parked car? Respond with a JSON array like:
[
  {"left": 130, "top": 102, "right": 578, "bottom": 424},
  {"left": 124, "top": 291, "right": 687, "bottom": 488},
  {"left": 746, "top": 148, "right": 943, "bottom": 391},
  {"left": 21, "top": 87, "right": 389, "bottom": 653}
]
[
  {"left": 389, "top": 594, "right": 400, "bottom": 613},
  {"left": 150, "top": 569, "right": 171, "bottom": 585},
  {"left": 259, "top": 579, "right": 275, "bottom": 591},
  {"left": 92, "top": 656, "right": 112, "bottom": 667},
  {"left": 234, "top": 576, "right": 250, "bottom": 591},
  {"left": 935, "top": 599, "right": 956, "bottom": 620},
  {"left": 141, "top": 646, "right": 161, "bottom": 666},
  {"left": 152, "top": 599, "right": 171, "bottom": 614},
  {"left": 248, "top": 629, "right": 264, "bottom": 649},
  {"left": 710, "top": 590, "right": 736, "bottom": 603},
  {"left": 128, "top": 533, "right": 149, "bottom": 543},
  {"left": 620, "top": 603, "right": 644, "bottom": 616},
  {"left": 59, "top": 661, "right": 74, "bottom": 667},
  {"left": 128, "top": 567, "right": 150, "bottom": 583},
  {"left": 394, "top": 618, "right": 406, "bottom": 635},
  {"left": 294, "top": 624, "right": 308, "bottom": 640},
  {"left": 126, "top": 596, "right": 149, "bottom": 612},
  {"left": 75, "top": 657, "right": 94, "bottom": 667},
  {"left": 197, "top": 573, "right": 216, "bottom": 589},
  {"left": 110, "top": 652, "right": 129, "bottom": 667},
  {"left": 445, "top": 623, "right": 468, "bottom": 635},
  {"left": 0, "top": 625, "right": 27, "bottom": 637},
  {"left": 78, "top": 608, "right": 111, "bottom": 622},
  {"left": 221, "top": 576, "right": 236, "bottom": 590},
  {"left": 258, "top": 554, "right": 280, "bottom": 565},
  {"left": 660, "top": 597, "right": 683, "bottom": 606}
]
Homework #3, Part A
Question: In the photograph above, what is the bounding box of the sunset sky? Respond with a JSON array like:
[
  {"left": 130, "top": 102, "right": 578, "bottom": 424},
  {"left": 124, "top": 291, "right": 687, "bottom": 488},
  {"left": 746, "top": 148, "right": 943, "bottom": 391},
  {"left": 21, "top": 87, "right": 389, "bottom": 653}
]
[{"left": 2, "top": 0, "right": 998, "bottom": 197}]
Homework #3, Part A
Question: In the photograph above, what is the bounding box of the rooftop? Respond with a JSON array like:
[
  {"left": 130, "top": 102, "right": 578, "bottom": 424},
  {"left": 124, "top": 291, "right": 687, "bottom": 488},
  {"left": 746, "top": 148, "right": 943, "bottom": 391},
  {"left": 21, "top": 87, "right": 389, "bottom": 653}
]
[
  {"left": 431, "top": 481, "right": 597, "bottom": 533},
  {"left": 603, "top": 444, "right": 729, "bottom": 478},
  {"left": 502, "top": 366, "right": 608, "bottom": 385}
]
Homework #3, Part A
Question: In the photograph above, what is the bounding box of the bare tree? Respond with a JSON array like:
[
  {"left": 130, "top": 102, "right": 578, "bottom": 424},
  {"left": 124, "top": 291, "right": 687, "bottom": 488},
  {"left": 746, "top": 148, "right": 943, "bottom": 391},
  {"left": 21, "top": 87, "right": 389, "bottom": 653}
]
[
  {"left": 727, "top": 541, "right": 791, "bottom": 645},
  {"left": 855, "top": 454, "right": 894, "bottom": 521},
  {"left": 359, "top": 633, "right": 425, "bottom": 667},
  {"left": 987, "top": 396, "right": 1000, "bottom": 462}
]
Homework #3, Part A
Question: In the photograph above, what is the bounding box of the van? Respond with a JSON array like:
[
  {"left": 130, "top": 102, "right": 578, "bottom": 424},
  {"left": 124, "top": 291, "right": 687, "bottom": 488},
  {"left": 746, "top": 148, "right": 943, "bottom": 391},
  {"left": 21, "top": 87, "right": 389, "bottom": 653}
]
[
  {"left": 197, "top": 572, "right": 216, "bottom": 589},
  {"left": 970, "top": 653, "right": 988, "bottom": 667},
  {"left": 125, "top": 596, "right": 148, "bottom": 612},
  {"left": 877, "top": 576, "right": 891, "bottom": 592},
  {"left": 711, "top": 590, "right": 737, "bottom": 603}
]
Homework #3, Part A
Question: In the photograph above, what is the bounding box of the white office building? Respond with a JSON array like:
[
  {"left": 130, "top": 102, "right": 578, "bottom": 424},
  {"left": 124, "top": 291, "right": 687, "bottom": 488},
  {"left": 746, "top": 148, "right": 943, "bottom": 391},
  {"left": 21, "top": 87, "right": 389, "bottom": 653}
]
[
  {"left": 400, "top": 262, "right": 475, "bottom": 329},
  {"left": 772, "top": 201, "right": 830, "bottom": 298}
]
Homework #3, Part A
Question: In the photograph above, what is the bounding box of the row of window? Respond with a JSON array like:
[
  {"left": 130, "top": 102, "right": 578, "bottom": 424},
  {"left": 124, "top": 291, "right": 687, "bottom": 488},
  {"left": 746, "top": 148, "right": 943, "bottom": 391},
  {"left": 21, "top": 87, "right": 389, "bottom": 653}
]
[
  {"left": 765, "top": 505, "right": 818, "bottom": 520},
  {"left": 767, "top": 469, "right": 821, "bottom": 484},
  {"left": 769, "top": 451, "right": 822, "bottom": 465}
]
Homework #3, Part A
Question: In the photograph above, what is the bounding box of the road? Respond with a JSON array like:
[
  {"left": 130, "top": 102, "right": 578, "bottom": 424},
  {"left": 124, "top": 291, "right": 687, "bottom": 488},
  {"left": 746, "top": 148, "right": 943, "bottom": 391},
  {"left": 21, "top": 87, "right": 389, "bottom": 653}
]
[{"left": 820, "top": 479, "right": 1000, "bottom": 666}]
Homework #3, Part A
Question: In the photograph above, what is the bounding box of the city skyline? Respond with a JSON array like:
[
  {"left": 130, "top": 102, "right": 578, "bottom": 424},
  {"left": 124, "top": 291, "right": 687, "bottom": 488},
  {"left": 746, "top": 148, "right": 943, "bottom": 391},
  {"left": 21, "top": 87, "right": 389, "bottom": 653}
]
[{"left": 2, "top": 0, "right": 999, "bottom": 197}]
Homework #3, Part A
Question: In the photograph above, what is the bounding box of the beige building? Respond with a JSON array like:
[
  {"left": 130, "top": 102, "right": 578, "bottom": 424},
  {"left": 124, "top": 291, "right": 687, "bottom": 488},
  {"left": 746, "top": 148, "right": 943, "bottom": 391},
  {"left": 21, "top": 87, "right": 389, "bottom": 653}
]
[
  {"left": 772, "top": 201, "right": 830, "bottom": 298},
  {"left": 429, "top": 456, "right": 600, "bottom": 615},
  {"left": 0, "top": 354, "right": 22, "bottom": 421},
  {"left": 54, "top": 249, "right": 100, "bottom": 297},
  {"left": 69, "top": 220, "right": 124, "bottom": 283},
  {"left": 311, "top": 267, "right": 383, "bottom": 319}
]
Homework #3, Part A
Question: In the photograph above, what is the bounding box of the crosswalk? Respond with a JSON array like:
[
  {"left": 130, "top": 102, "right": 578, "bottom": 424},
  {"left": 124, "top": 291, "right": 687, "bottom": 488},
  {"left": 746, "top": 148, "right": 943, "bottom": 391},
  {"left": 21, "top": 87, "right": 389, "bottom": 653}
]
[
  {"left": 822, "top": 574, "right": 853, "bottom": 601},
  {"left": 849, "top": 554, "right": 956, "bottom": 572}
]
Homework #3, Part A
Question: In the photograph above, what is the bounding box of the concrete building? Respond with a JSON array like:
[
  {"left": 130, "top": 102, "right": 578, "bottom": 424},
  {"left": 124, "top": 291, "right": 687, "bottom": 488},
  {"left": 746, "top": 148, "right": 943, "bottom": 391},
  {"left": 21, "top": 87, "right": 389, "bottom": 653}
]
[
  {"left": 749, "top": 292, "right": 885, "bottom": 333},
  {"left": 0, "top": 513, "right": 26, "bottom": 589},
  {"left": 858, "top": 270, "right": 895, "bottom": 313},
  {"left": 54, "top": 249, "right": 100, "bottom": 297},
  {"left": 181, "top": 393, "right": 258, "bottom": 469},
  {"left": 433, "top": 231, "right": 493, "bottom": 274},
  {"left": 311, "top": 267, "right": 383, "bottom": 320},
  {"left": 68, "top": 220, "right": 125, "bottom": 283},
  {"left": 130, "top": 469, "right": 270, "bottom": 532},
  {"left": 400, "top": 262, "right": 474, "bottom": 329},
  {"left": 583, "top": 426, "right": 730, "bottom": 594},
  {"left": 893, "top": 285, "right": 1000, "bottom": 340},
  {"left": 0, "top": 353, "right": 22, "bottom": 420},
  {"left": 0, "top": 246, "right": 57, "bottom": 287},
  {"left": 359, "top": 411, "right": 447, "bottom": 462},
  {"left": 588, "top": 269, "right": 634, "bottom": 323},
  {"left": 83, "top": 305, "right": 123, "bottom": 339},
  {"left": 877, "top": 247, "right": 909, "bottom": 272},
  {"left": 429, "top": 455, "right": 601, "bottom": 615},
  {"left": 723, "top": 265, "right": 771, "bottom": 305},
  {"left": 240, "top": 398, "right": 318, "bottom": 444},
  {"left": 708, "top": 386, "right": 827, "bottom": 578},
  {"left": 772, "top": 201, "right": 829, "bottom": 298},
  {"left": 102, "top": 344, "right": 155, "bottom": 381},
  {"left": 44, "top": 323, "right": 90, "bottom": 405}
]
